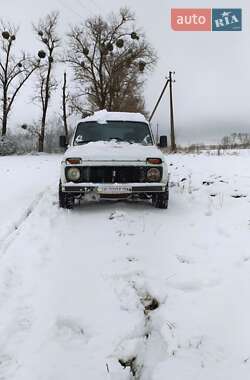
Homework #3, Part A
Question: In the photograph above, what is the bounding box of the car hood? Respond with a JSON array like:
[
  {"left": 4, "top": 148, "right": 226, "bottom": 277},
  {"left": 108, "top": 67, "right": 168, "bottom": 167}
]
[{"left": 64, "top": 141, "right": 164, "bottom": 162}]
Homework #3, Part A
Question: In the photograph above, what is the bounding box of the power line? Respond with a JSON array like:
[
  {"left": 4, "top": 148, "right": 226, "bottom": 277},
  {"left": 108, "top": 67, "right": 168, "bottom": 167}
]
[
  {"left": 88, "top": 0, "right": 105, "bottom": 13},
  {"left": 74, "top": 0, "right": 95, "bottom": 16},
  {"left": 57, "top": 0, "right": 106, "bottom": 24},
  {"left": 149, "top": 79, "right": 169, "bottom": 122},
  {"left": 56, "top": 0, "right": 84, "bottom": 19},
  {"left": 77, "top": 0, "right": 106, "bottom": 16}
]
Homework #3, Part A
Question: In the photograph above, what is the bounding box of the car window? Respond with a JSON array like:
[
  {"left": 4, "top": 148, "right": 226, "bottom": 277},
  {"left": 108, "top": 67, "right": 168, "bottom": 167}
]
[{"left": 73, "top": 121, "right": 153, "bottom": 146}]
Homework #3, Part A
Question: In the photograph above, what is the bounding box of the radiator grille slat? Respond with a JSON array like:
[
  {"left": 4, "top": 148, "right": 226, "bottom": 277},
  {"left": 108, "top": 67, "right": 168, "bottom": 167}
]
[{"left": 81, "top": 166, "right": 145, "bottom": 183}]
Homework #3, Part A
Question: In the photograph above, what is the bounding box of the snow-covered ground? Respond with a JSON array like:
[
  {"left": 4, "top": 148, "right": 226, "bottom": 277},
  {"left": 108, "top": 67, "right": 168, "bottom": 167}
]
[{"left": 0, "top": 151, "right": 250, "bottom": 380}]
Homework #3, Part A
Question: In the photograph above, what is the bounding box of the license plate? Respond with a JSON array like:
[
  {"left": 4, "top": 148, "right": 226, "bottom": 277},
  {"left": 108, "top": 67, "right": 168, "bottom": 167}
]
[{"left": 97, "top": 186, "right": 132, "bottom": 194}]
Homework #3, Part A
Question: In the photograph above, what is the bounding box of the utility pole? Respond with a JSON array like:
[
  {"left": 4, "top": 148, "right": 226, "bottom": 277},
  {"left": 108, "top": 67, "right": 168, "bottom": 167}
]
[
  {"left": 169, "top": 71, "right": 176, "bottom": 152},
  {"left": 149, "top": 72, "right": 177, "bottom": 151}
]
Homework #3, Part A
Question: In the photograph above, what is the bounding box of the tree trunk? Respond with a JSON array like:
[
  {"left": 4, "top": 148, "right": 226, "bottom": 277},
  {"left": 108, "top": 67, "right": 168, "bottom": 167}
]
[
  {"left": 38, "top": 121, "right": 45, "bottom": 152},
  {"left": 2, "top": 114, "right": 7, "bottom": 136},
  {"left": 62, "top": 72, "right": 68, "bottom": 144},
  {"left": 2, "top": 91, "right": 8, "bottom": 136},
  {"left": 38, "top": 60, "right": 52, "bottom": 152}
]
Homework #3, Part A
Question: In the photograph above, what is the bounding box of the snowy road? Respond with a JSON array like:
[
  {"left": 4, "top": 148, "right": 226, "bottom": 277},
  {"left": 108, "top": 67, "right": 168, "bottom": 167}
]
[{"left": 0, "top": 151, "right": 250, "bottom": 380}]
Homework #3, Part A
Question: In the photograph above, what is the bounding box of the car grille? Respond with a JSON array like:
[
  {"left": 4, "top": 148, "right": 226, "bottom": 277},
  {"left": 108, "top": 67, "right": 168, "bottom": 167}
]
[
  {"left": 81, "top": 166, "right": 146, "bottom": 183},
  {"left": 65, "top": 166, "right": 163, "bottom": 184}
]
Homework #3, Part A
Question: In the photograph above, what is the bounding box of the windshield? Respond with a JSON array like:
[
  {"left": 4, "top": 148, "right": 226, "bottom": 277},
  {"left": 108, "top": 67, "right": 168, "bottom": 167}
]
[{"left": 73, "top": 121, "right": 153, "bottom": 146}]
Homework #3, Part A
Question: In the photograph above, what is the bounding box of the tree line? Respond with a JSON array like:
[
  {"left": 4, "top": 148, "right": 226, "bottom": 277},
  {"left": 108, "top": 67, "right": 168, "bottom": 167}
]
[
  {"left": 221, "top": 133, "right": 250, "bottom": 149},
  {"left": 0, "top": 8, "right": 157, "bottom": 152}
]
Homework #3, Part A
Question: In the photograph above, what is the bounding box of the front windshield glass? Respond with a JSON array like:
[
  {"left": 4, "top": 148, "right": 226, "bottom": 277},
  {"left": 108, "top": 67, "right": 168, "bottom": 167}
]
[{"left": 73, "top": 121, "right": 153, "bottom": 146}]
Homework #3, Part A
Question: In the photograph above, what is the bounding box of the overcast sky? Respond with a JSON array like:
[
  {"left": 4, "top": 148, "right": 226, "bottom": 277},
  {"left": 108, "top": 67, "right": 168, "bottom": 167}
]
[{"left": 1, "top": 0, "right": 249, "bottom": 144}]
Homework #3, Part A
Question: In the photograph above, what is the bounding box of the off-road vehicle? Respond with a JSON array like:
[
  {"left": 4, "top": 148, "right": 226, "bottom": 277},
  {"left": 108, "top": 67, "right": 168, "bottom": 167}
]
[{"left": 59, "top": 111, "right": 169, "bottom": 209}]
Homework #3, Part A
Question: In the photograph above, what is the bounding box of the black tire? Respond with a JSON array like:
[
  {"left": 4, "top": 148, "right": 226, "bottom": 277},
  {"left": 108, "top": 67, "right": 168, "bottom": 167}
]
[
  {"left": 152, "top": 184, "right": 169, "bottom": 209},
  {"left": 59, "top": 182, "right": 74, "bottom": 209}
]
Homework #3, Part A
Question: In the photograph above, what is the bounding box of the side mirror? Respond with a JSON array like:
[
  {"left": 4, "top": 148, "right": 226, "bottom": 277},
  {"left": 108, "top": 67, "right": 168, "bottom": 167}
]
[
  {"left": 59, "top": 135, "right": 67, "bottom": 148},
  {"left": 159, "top": 135, "right": 168, "bottom": 148}
]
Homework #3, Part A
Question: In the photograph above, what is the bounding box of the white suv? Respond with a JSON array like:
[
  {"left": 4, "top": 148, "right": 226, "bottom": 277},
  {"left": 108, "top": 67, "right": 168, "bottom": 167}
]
[{"left": 59, "top": 111, "right": 169, "bottom": 209}]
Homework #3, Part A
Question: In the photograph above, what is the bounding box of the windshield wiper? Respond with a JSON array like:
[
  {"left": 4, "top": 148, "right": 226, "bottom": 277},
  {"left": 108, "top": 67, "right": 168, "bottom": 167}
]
[{"left": 75, "top": 140, "right": 92, "bottom": 145}]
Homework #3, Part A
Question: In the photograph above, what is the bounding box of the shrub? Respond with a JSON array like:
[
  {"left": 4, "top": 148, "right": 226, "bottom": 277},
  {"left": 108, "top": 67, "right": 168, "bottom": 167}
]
[{"left": 0, "top": 136, "right": 17, "bottom": 155}]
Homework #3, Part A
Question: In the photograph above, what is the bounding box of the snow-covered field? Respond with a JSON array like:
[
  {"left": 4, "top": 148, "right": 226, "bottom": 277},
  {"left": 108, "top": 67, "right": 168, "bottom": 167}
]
[{"left": 0, "top": 151, "right": 250, "bottom": 380}]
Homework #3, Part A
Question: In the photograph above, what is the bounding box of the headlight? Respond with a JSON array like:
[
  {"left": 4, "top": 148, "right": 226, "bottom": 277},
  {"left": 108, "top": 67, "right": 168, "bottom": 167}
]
[
  {"left": 67, "top": 167, "right": 81, "bottom": 181},
  {"left": 147, "top": 168, "right": 161, "bottom": 182}
]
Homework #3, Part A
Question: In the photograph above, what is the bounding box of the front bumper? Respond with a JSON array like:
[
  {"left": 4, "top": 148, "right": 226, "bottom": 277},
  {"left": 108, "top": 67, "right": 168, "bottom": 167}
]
[{"left": 62, "top": 182, "right": 166, "bottom": 194}]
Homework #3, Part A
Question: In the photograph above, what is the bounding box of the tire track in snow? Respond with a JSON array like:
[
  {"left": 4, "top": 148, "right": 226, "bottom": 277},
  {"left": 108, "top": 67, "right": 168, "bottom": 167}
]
[
  {"left": 0, "top": 187, "right": 49, "bottom": 257},
  {"left": 0, "top": 187, "right": 55, "bottom": 379},
  {"left": 106, "top": 211, "right": 168, "bottom": 379},
  {"left": 115, "top": 284, "right": 168, "bottom": 379}
]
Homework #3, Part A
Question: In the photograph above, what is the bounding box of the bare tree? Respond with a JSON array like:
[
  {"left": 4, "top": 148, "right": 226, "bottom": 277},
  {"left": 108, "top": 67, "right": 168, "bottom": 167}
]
[
  {"left": 33, "top": 12, "right": 60, "bottom": 152},
  {"left": 66, "top": 7, "right": 157, "bottom": 116},
  {"left": 221, "top": 135, "right": 230, "bottom": 148},
  {"left": 221, "top": 133, "right": 250, "bottom": 149},
  {"left": 0, "top": 21, "right": 40, "bottom": 136}
]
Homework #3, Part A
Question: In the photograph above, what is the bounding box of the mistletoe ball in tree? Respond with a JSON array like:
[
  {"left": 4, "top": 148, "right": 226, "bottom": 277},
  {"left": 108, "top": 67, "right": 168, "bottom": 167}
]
[
  {"left": 2, "top": 31, "right": 10, "bottom": 40},
  {"left": 139, "top": 61, "right": 146, "bottom": 72},
  {"left": 38, "top": 50, "right": 46, "bottom": 59},
  {"left": 131, "top": 32, "right": 139, "bottom": 40},
  {"left": 116, "top": 39, "right": 124, "bottom": 48}
]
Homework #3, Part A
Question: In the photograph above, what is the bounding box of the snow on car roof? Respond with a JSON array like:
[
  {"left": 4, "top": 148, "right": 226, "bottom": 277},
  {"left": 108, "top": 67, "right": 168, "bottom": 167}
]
[{"left": 78, "top": 109, "right": 148, "bottom": 125}]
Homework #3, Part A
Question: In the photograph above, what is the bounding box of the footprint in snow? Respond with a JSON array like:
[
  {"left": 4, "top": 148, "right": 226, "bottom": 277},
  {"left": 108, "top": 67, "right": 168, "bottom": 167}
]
[
  {"left": 167, "top": 278, "right": 221, "bottom": 292},
  {"left": 0, "top": 354, "right": 17, "bottom": 374},
  {"left": 176, "top": 255, "right": 194, "bottom": 264},
  {"left": 231, "top": 194, "right": 247, "bottom": 199},
  {"left": 205, "top": 209, "right": 212, "bottom": 217},
  {"left": 116, "top": 230, "right": 126, "bottom": 237},
  {"left": 14, "top": 304, "right": 33, "bottom": 333},
  {"left": 109, "top": 210, "right": 126, "bottom": 220},
  {"left": 217, "top": 227, "right": 231, "bottom": 238},
  {"left": 54, "top": 317, "right": 87, "bottom": 343},
  {"left": 127, "top": 257, "right": 138, "bottom": 263},
  {"left": 202, "top": 180, "right": 214, "bottom": 186},
  {"left": 169, "top": 181, "right": 177, "bottom": 188},
  {"left": 242, "top": 256, "right": 250, "bottom": 263},
  {"left": 116, "top": 230, "right": 135, "bottom": 238}
]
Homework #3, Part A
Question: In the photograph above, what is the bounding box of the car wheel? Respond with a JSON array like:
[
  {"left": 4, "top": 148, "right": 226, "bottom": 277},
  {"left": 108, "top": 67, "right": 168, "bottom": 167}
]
[
  {"left": 152, "top": 184, "right": 169, "bottom": 209},
  {"left": 59, "top": 182, "right": 74, "bottom": 209}
]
